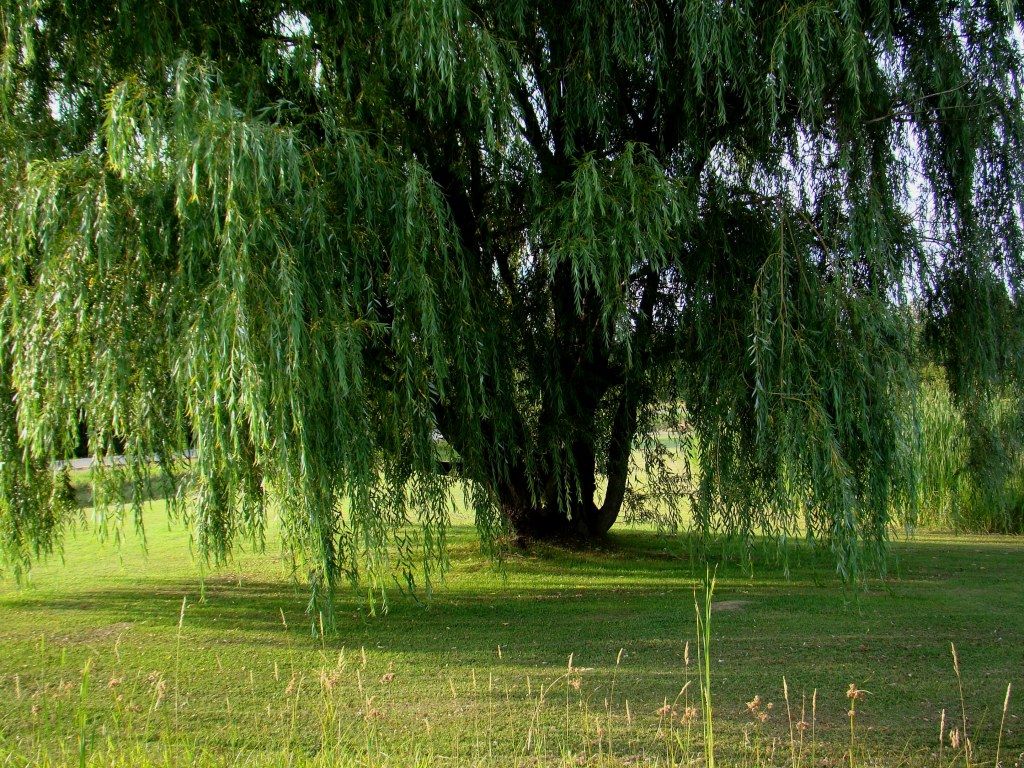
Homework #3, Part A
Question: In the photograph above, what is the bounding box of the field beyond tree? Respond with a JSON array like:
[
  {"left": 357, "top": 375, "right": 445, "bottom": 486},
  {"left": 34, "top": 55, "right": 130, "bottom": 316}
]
[{"left": 1, "top": 505, "right": 1021, "bottom": 767}]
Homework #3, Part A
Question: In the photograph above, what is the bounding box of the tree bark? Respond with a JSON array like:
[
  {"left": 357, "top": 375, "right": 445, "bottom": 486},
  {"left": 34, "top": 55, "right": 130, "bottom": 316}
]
[{"left": 594, "top": 385, "right": 640, "bottom": 533}]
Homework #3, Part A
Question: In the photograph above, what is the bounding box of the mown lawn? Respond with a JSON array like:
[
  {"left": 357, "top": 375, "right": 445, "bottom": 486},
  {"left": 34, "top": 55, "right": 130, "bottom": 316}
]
[{"left": 0, "top": 501, "right": 1021, "bottom": 767}]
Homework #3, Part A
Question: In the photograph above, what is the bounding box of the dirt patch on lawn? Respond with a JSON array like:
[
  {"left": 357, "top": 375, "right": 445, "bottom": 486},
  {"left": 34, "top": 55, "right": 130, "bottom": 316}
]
[
  {"left": 53, "top": 622, "right": 134, "bottom": 645},
  {"left": 710, "top": 600, "right": 749, "bottom": 613}
]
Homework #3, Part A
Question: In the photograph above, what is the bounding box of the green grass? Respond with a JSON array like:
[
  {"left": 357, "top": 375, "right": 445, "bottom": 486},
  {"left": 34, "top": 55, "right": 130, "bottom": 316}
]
[{"left": 0, "top": 501, "right": 1022, "bottom": 767}]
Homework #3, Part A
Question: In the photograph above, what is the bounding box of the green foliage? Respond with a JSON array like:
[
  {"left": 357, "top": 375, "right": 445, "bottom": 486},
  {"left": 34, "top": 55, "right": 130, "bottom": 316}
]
[
  {"left": 916, "top": 368, "right": 1024, "bottom": 533},
  {"left": 0, "top": 0, "right": 1023, "bottom": 607}
]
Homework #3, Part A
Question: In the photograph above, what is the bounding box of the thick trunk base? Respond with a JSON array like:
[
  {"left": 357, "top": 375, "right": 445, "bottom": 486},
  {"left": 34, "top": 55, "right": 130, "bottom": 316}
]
[{"left": 504, "top": 501, "right": 617, "bottom": 545}]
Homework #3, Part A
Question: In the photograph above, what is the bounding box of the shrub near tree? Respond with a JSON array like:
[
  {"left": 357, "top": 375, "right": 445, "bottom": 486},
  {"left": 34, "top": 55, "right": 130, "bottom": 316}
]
[{"left": 1, "top": 1, "right": 1023, "bottom": 609}]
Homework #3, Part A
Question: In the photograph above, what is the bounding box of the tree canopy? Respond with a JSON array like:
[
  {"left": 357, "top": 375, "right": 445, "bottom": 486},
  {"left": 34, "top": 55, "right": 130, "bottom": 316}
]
[{"left": 1, "top": 1, "right": 1023, "bottom": 611}]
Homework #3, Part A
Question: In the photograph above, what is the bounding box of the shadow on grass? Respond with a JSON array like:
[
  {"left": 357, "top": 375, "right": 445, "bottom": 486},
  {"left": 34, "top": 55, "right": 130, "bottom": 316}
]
[{"left": 6, "top": 529, "right": 1022, "bottom": 664}]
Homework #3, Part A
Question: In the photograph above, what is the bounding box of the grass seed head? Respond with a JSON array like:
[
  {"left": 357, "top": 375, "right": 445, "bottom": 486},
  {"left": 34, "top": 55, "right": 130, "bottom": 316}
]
[
  {"left": 746, "top": 696, "right": 774, "bottom": 723},
  {"left": 284, "top": 671, "right": 298, "bottom": 697},
  {"left": 319, "top": 668, "right": 342, "bottom": 691}
]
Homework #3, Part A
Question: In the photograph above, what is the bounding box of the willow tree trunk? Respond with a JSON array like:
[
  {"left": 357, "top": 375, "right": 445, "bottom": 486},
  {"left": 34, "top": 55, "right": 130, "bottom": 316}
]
[
  {"left": 487, "top": 392, "right": 638, "bottom": 543},
  {"left": 473, "top": 261, "right": 651, "bottom": 544}
]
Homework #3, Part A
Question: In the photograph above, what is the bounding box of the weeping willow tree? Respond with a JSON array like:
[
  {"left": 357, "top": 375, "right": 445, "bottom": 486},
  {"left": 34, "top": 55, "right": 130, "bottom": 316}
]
[{"left": 1, "top": 1, "right": 1023, "bottom": 606}]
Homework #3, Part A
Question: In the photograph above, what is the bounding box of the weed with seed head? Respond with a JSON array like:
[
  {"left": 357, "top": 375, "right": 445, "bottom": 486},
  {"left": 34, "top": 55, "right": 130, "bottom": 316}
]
[
  {"left": 951, "top": 643, "right": 973, "bottom": 767},
  {"left": 846, "top": 683, "right": 867, "bottom": 768},
  {"left": 695, "top": 567, "right": 717, "bottom": 768},
  {"left": 996, "top": 683, "right": 1012, "bottom": 768}
]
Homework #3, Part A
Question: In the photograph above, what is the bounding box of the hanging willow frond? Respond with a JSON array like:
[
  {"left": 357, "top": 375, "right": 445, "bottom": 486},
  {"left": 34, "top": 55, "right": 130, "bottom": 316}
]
[{"left": 0, "top": 0, "right": 1022, "bottom": 613}]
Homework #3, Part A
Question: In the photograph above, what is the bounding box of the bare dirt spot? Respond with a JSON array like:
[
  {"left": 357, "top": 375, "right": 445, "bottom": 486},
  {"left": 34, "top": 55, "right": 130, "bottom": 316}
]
[
  {"left": 54, "top": 622, "right": 134, "bottom": 645},
  {"left": 710, "top": 600, "right": 749, "bottom": 613}
]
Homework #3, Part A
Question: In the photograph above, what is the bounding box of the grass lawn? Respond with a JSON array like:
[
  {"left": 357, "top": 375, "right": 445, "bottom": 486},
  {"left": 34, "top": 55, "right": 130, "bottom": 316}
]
[{"left": 0, "top": 499, "right": 1021, "bottom": 767}]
